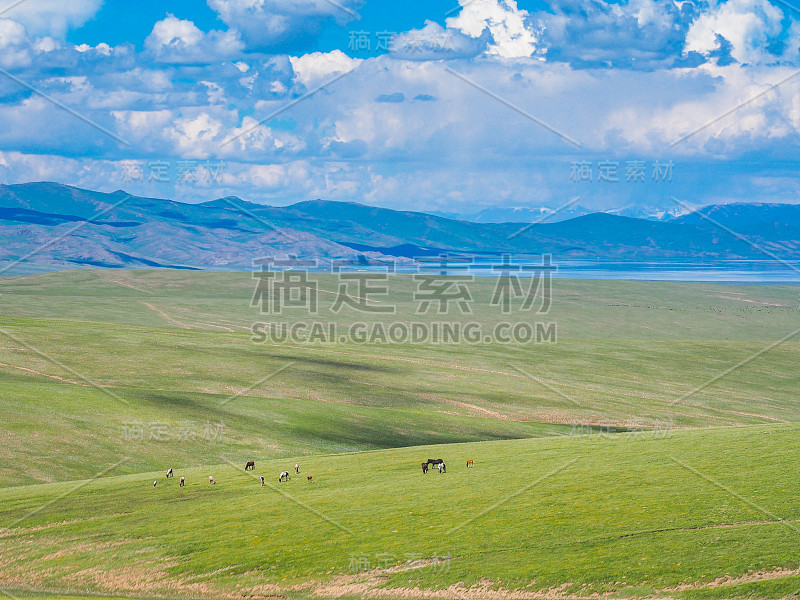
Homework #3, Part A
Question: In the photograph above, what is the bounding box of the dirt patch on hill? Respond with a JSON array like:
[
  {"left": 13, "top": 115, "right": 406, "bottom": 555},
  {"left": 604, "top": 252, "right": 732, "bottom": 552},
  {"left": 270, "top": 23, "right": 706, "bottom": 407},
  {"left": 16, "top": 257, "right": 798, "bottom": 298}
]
[
  {"left": 711, "top": 294, "right": 788, "bottom": 307},
  {"left": 663, "top": 566, "right": 800, "bottom": 591},
  {"left": 139, "top": 301, "right": 193, "bottom": 328},
  {"left": 0, "top": 537, "right": 213, "bottom": 598},
  {"left": 315, "top": 574, "right": 591, "bottom": 599},
  {"left": 414, "top": 393, "right": 516, "bottom": 421},
  {"left": 99, "top": 274, "right": 155, "bottom": 294},
  {"left": 0, "top": 362, "right": 85, "bottom": 385}
]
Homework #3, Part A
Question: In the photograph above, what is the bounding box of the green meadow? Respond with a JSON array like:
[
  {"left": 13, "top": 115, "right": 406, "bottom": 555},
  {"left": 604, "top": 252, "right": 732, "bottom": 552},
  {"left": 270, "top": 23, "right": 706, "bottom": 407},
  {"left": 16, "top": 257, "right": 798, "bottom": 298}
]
[{"left": 0, "top": 269, "right": 798, "bottom": 599}]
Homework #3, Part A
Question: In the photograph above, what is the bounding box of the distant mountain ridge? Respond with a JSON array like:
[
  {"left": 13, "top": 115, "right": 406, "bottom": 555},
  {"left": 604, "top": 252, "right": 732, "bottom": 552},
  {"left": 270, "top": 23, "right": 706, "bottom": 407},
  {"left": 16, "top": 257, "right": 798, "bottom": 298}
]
[
  {"left": 429, "top": 204, "right": 687, "bottom": 223},
  {"left": 0, "top": 182, "right": 797, "bottom": 270}
]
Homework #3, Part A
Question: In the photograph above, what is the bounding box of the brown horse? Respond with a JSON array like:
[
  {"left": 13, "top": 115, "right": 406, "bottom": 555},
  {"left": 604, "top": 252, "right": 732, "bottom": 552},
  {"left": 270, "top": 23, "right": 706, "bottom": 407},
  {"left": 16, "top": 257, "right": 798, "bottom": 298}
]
[
  {"left": 466, "top": 460, "right": 474, "bottom": 468},
  {"left": 307, "top": 475, "right": 313, "bottom": 482},
  {"left": 245, "top": 461, "right": 255, "bottom": 471},
  {"left": 421, "top": 462, "right": 429, "bottom": 474}
]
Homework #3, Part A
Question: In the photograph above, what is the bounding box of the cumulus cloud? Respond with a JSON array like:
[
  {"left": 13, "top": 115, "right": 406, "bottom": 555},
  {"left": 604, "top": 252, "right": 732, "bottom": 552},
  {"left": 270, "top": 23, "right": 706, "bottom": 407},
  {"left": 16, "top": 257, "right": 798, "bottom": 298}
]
[
  {"left": 446, "top": 0, "right": 541, "bottom": 58},
  {"left": 288, "top": 50, "right": 361, "bottom": 88},
  {"left": 684, "top": 0, "right": 785, "bottom": 64},
  {"left": 539, "top": 0, "right": 698, "bottom": 68},
  {"left": 144, "top": 15, "right": 244, "bottom": 64},
  {"left": 0, "top": 18, "right": 31, "bottom": 68},
  {"left": 207, "top": 0, "right": 361, "bottom": 52},
  {"left": 1, "top": 0, "right": 102, "bottom": 38}
]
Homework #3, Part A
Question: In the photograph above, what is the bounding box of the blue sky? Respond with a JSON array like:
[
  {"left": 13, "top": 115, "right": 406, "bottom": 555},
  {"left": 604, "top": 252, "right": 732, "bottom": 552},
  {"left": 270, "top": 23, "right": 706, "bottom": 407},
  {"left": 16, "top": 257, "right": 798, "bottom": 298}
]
[{"left": 1, "top": 0, "right": 799, "bottom": 217}]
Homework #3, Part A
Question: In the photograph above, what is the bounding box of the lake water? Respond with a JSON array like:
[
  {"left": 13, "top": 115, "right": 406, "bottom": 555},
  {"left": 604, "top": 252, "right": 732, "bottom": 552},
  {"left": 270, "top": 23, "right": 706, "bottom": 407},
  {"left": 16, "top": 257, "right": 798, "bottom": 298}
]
[
  {"left": 392, "top": 259, "right": 800, "bottom": 284},
  {"left": 523, "top": 259, "right": 800, "bottom": 284}
]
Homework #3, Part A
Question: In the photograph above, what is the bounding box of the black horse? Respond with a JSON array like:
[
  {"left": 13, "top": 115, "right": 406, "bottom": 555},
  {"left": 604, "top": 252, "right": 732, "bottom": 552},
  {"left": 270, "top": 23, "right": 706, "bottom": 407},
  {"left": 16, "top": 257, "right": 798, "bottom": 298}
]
[{"left": 426, "top": 458, "right": 444, "bottom": 466}]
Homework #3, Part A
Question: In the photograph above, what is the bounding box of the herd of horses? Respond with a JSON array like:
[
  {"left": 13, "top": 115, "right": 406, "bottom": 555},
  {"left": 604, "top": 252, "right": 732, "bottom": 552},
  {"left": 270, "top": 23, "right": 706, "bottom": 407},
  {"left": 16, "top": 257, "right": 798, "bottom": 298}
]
[
  {"left": 420, "top": 459, "right": 474, "bottom": 473},
  {"left": 155, "top": 458, "right": 475, "bottom": 488},
  {"left": 156, "top": 462, "right": 308, "bottom": 488}
]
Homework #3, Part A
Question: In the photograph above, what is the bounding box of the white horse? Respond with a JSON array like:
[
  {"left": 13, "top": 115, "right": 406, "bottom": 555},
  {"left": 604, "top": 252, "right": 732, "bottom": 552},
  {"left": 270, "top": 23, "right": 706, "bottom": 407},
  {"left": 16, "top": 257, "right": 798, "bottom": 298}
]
[
  {"left": 294, "top": 463, "right": 299, "bottom": 474},
  {"left": 279, "top": 471, "right": 290, "bottom": 482},
  {"left": 260, "top": 476, "right": 265, "bottom": 486},
  {"left": 166, "top": 468, "right": 173, "bottom": 478},
  {"left": 437, "top": 463, "right": 446, "bottom": 474},
  {"left": 209, "top": 475, "right": 216, "bottom": 484}
]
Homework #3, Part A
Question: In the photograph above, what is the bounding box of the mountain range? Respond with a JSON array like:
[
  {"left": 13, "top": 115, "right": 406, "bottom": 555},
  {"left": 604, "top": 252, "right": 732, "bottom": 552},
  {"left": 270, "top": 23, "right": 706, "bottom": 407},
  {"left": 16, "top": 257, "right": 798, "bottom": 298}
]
[{"left": 0, "top": 182, "right": 798, "bottom": 271}]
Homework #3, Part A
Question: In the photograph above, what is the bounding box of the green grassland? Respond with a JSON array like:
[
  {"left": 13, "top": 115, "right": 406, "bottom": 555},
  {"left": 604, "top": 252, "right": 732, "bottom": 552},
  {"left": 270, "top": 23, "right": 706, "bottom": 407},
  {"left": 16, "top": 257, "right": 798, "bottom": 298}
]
[
  {"left": 0, "top": 269, "right": 798, "bottom": 599},
  {"left": 2, "top": 426, "right": 800, "bottom": 600}
]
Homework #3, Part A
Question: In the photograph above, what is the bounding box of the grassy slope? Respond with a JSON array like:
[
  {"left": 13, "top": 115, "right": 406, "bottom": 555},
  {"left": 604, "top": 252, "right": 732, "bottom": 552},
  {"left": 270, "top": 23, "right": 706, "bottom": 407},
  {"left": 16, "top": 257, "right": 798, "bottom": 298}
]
[
  {"left": 1, "top": 425, "right": 800, "bottom": 599},
  {"left": 0, "top": 270, "right": 799, "bottom": 598}
]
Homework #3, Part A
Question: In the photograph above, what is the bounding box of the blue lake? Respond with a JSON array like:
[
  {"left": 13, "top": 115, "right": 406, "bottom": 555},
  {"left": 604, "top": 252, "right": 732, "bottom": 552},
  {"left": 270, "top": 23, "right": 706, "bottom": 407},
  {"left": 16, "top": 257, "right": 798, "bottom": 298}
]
[{"left": 373, "top": 259, "right": 800, "bottom": 284}]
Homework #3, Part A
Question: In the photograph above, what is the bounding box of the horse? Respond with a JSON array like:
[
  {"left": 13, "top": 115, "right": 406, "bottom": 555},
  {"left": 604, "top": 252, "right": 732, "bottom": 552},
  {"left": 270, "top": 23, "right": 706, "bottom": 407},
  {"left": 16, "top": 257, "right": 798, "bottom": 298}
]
[
  {"left": 279, "top": 471, "right": 290, "bottom": 482},
  {"left": 179, "top": 477, "right": 185, "bottom": 487},
  {"left": 426, "top": 459, "right": 444, "bottom": 467},
  {"left": 245, "top": 461, "right": 255, "bottom": 471},
  {"left": 166, "top": 468, "right": 173, "bottom": 478},
  {"left": 294, "top": 463, "right": 299, "bottom": 474},
  {"left": 209, "top": 476, "right": 216, "bottom": 484},
  {"left": 259, "top": 476, "right": 265, "bottom": 486},
  {"left": 421, "top": 462, "right": 429, "bottom": 474},
  {"left": 307, "top": 475, "right": 313, "bottom": 482},
  {"left": 466, "top": 460, "right": 474, "bottom": 468},
  {"left": 153, "top": 480, "right": 157, "bottom": 487},
  {"left": 438, "top": 462, "right": 446, "bottom": 474}
]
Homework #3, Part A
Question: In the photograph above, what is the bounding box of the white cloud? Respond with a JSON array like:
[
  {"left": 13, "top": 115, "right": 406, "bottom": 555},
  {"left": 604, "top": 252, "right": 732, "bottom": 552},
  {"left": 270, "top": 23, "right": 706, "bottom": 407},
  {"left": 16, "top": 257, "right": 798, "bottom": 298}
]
[
  {"left": 446, "top": 0, "right": 540, "bottom": 59},
  {"left": 1, "top": 0, "right": 103, "bottom": 38},
  {"left": 685, "top": 0, "right": 785, "bottom": 64},
  {"left": 75, "top": 42, "right": 111, "bottom": 55},
  {"left": 147, "top": 16, "right": 204, "bottom": 49},
  {"left": 0, "top": 19, "right": 30, "bottom": 68},
  {"left": 537, "top": 0, "right": 695, "bottom": 68},
  {"left": 289, "top": 50, "right": 361, "bottom": 87},
  {"left": 0, "top": 18, "right": 27, "bottom": 47},
  {"left": 145, "top": 15, "right": 244, "bottom": 64}
]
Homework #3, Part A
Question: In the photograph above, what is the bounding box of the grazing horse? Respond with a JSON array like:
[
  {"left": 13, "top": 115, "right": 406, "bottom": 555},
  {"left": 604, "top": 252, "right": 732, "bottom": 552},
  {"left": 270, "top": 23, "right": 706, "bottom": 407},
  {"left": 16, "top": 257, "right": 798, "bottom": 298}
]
[
  {"left": 426, "top": 459, "right": 444, "bottom": 467},
  {"left": 438, "top": 462, "right": 446, "bottom": 474},
  {"left": 153, "top": 480, "right": 157, "bottom": 487},
  {"left": 209, "top": 476, "right": 216, "bottom": 484},
  {"left": 245, "top": 461, "right": 255, "bottom": 471},
  {"left": 294, "top": 463, "right": 299, "bottom": 474},
  {"left": 466, "top": 460, "right": 474, "bottom": 468},
  {"left": 279, "top": 471, "right": 290, "bottom": 482},
  {"left": 179, "top": 477, "right": 185, "bottom": 487},
  {"left": 421, "top": 462, "right": 429, "bottom": 474},
  {"left": 166, "top": 468, "right": 173, "bottom": 478},
  {"left": 307, "top": 475, "right": 313, "bottom": 482},
  {"left": 259, "top": 476, "right": 265, "bottom": 486}
]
